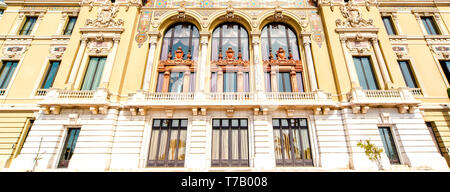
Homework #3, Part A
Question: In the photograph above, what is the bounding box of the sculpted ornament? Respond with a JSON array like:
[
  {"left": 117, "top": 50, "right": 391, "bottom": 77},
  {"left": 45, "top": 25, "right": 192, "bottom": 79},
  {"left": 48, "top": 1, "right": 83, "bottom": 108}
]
[
  {"left": 336, "top": 2, "right": 374, "bottom": 28},
  {"left": 86, "top": 1, "right": 124, "bottom": 28}
]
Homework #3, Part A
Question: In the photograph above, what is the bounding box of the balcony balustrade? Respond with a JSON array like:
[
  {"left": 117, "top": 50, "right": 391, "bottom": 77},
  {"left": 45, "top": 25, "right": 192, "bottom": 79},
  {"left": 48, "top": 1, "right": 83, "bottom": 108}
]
[{"left": 39, "top": 88, "right": 110, "bottom": 114}]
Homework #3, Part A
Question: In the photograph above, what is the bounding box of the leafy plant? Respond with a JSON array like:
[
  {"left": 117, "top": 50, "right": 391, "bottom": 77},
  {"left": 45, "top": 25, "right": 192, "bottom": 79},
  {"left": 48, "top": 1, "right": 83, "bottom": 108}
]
[
  {"left": 357, "top": 139, "right": 384, "bottom": 170},
  {"left": 447, "top": 88, "right": 450, "bottom": 98}
]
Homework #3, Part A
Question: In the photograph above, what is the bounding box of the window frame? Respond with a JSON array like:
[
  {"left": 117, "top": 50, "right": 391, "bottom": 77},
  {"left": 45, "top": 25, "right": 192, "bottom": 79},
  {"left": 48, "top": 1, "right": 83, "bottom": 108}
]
[
  {"left": 40, "top": 60, "right": 61, "bottom": 89},
  {"left": 397, "top": 60, "right": 418, "bottom": 88},
  {"left": 353, "top": 56, "right": 380, "bottom": 90},
  {"left": 439, "top": 60, "right": 450, "bottom": 86},
  {"left": 0, "top": 60, "right": 19, "bottom": 90},
  {"left": 57, "top": 127, "right": 81, "bottom": 168},
  {"left": 147, "top": 119, "right": 188, "bottom": 167},
  {"left": 272, "top": 118, "right": 313, "bottom": 167},
  {"left": 421, "top": 16, "right": 441, "bottom": 35},
  {"left": 19, "top": 16, "right": 37, "bottom": 35},
  {"left": 378, "top": 126, "right": 401, "bottom": 165},
  {"left": 63, "top": 16, "right": 77, "bottom": 36},
  {"left": 80, "top": 57, "right": 107, "bottom": 91},
  {"left": 382, "top": 16, "right": 397, "bottom": 36},
  {"left": 211, "top": 118, "right": 249, "bottom": 167}
]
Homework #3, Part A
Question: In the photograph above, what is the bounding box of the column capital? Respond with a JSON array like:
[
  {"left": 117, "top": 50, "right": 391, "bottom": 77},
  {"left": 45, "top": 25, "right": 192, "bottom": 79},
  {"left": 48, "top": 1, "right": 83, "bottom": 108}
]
[{"left": 302, "top": 36, "right": 312, "bottom": 46}]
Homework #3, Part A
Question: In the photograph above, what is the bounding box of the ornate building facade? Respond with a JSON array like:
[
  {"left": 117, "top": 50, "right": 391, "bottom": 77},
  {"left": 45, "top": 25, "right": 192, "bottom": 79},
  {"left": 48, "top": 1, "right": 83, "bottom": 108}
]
[{"left": 0, "top": 0, "right": 449, "bottom": 171}]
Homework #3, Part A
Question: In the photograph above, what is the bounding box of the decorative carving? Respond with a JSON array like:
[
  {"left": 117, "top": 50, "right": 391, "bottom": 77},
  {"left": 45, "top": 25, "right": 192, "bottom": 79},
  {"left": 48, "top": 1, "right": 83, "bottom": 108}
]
[
  {"left": 336, "top": 2, "right": 374, "bottom": 28},
  {"left": 87, "top": 41, "right": 113, "bottom": 54},
  {"left": 212, "top": 47, "right": 249, "bottom": 67},
  {"left": 86, "top": 1, "right": 124, "bottom": 28},
  {"left": 3, "top": 46, "right": 28, "bottom": 58},
  {"left": 49, "top": 46, "right": 67, "bottom": 59},
  {"left": 159, "top": 47, "right": 195, "bottom": 72},
  {"left": 263, "top": 47, "right": 302, "bottom": 72}
]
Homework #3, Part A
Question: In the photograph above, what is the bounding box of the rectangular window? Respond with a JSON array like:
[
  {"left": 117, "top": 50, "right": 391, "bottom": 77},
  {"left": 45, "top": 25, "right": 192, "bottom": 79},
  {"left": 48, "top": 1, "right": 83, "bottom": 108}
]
[
  {"left": 0, "top": 61, "right": 18, "bottom": 89},
  {"left": 189, "top": 72, "right": 196, "bottom": 92},
  {"left": 81, "top": 57, "right": 106, "bottom": 90},
  {"left": 210, "top": 72, "right": 217, "bottom": 92},
  {"left": 398, "top": 60, "right": 418, "bottom": 88},
  {"left": 40, "top": 61, "right": 60, "bottom": 89},
  {"left": 156, "top": 72, "right": 164, "bottom": 92},
  {"left": 277, "top": 72, "right": 292, "bottom": 92},
  {"left": 439, "top": 60, "right": 450, "bottom": 85},
  {"left": 382, "top": 16, "right": 397, "bottom": 35},
  {"left": 57, "top": 128, "right": 81, "bottom": 168},
  {"left": 273, "top": 118, "right": 313, "bottom": 167},
  {"left": 63, "top": 17, "right": 77, "bottom": 35},
  {"left": 212, "top": 119, "right": 249, "bottom": 167},
  {"left": 425, "top": 122, "right": 443, "bottom": 156},
  {"left": 353, "top": 57, "right": 379, "bottom": 90},
  {"left": 147, "top": 119, "right": 187, "bottom": 167},
  {"left": 19, "top": 17, "right": 37, "bottom": 35},
  {"left": 378, "top": 127, "right": 400, "bottom": 164},
  {"left": 296, "top": 72, "right": 304, "bottom": 92},
  {"left": 168, "top": 72, "right": 184, "bottom": 93},
  {"left": 421, "top": 16, "right": 440, "bottom": 35}
]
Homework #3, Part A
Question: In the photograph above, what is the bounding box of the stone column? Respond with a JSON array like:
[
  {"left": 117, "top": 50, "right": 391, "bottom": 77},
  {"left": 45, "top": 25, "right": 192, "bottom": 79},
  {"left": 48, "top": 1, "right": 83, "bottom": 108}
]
[
  {"left": 100, "top": 37, "right": 120, "bottom": 89},
  {"left": 371, "top": 38, "right": 393, "bottom": 89},
  {"left": 290, "top": 71, "right": 298, "bottom": 92},
  {"left": 183, "top": 71, "right": 190, "bottom": 93},
  {"left": 66, "top": 37, "right": 88, "bottom": 89},
  {"left": 162, "top": 71, "right": 170, "bottom": 92},
  {"left": 302, "top": 35, "right": 318, "bottom": 91},
  {"left": 340, "top": 37, "right": 360, "bottom": 88},
  {"left": 198, "top": 32, "right": 210, "bottom": 93},
  {"left": 251, "top": 32, "right": 264, "bottom": 92},
  {"left": 217, "top": 71, "right": 223, "bottom": 93},
  {"left": 270, "top": 70, "right": 278, "bottom": 92},
  {"left": 142, "top": 32, "right": 159, "bottom": 91}
]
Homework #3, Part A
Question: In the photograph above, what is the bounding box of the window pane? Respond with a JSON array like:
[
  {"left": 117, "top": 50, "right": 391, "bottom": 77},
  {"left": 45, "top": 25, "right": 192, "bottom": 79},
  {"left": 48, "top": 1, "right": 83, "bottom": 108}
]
[
  {"left": 81, "top": 57, "right": 106, "bottom": 90},
  {"left": 277, "top": 72, "right": 292, "bottom": 92},
  {"left": 20, "top": 17, "right": 37, "bottom": 35},
  {"left": 378, "top": 127, "right": 400, "bottom": 164},
  {"left": 265, "top": 72, "right": 271, "bottom": 92},
  {"left": 274, "top": 118, "right": 312, "bottom": 166},
  {"left": 354, "top": 57, "right": 378, "bottom": 90},
  {"left": 212, "top": 119, "right": 248, "bottom": 167},
  {"left": 0, "top": 61, "right": 18, "bottom": 89},
  {"left": 58, "top": 128, "right": 81, "bottom": 168},
  {"left": 422, "top": 17, "right": 439, "bottom": 35},
  {"left": 211, "top": 23, "right": 249, "bottom": 61},
  {"left": 64, "top": 17, "right": 77, "bottom": 35},
  {"left": 160, "top": 23, "right": 199, "bottom": 60},
  {"left": 398, "top": 61, "right": 417, "bottom": 88},
  {"left": 261, "top": 23, "right": 300, "bottom": 60},
  {"left": 168, "top": 72, "right": 184, "bottom": 93},
  {"left": 223, "top": 72, "right": 237, "bottom": 92},
  {"left": 296, "top": 72, "right": 304, "bottom": 92},
  {"left": 41, "top": 61, "right": 61, "bottom": 89},
  {"left": 382, "top": 17, "right": 396, "bottom": 35}
]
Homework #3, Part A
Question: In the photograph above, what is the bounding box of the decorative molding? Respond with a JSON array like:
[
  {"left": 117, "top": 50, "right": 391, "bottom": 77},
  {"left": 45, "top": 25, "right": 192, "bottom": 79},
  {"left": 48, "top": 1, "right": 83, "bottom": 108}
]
[
  {"left": 85, "top": 1, "right": 124, "bottom": 28},
  {"left": 49, "top": 46, "right": 67, "bottom": 59},
  {"left": 336, "top": 2, "right": 374, "bottom": 28},
  {"left": 2, "top": 46, "right": 28, "bottom": 59}
]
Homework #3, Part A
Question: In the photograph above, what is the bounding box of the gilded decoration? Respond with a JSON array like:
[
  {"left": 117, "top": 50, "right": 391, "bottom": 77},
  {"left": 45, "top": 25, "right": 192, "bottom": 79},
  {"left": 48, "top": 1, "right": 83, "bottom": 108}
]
[{"left": 159, "top": 47, "right": 195, "bottom": 70}]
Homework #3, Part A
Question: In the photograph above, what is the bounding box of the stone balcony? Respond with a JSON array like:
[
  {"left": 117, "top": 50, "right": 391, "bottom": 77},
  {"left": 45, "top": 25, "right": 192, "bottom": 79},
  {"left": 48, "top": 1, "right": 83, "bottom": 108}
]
[
  {"left": 39, "top": 88, "right": 110, "bottom": 114},
  {"left": 126, "top": 90, "right": 335, "bottom": 115},
  {"left": 347, "top": 87, "right": 421, "bottom": 114}
]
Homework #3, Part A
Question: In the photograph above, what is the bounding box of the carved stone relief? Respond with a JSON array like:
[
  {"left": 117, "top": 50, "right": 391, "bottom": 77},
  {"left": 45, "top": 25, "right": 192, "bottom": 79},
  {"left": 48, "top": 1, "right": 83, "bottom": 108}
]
[{"left": 85, "top": 1, "right": 124, "bottom": 28}]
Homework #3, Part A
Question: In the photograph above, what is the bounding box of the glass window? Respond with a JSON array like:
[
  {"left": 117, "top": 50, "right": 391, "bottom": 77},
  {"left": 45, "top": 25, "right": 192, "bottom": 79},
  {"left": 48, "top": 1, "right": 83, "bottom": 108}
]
[
  {"left": 160, "top": 23, "right": 199, "bottom": 61},
  {"left": 63, "top": 17, "right": 77, "bottom": 35},
  {"left": 0, "top": 9, "right": 4, "bottom": 16},
  {"left": 273, "top": 118, "right": 312, "bottom": 167},
  {"left": 41, "top": 61, "right": 60, "bottom": 89},
  {"left": 211, "top": 23, "right": 249, "bottom": 61},
  {"left": 81, "top": 57, "right": 106, "bottom": 90},
  {"left": 382, "top": 16, "right": 397, "bottom": 35},
  {"left": 261, "top": 23, "right": 300, "bottom": 60},
  {"left": 148, "top": 119, "right": 187, "bottom": 167},
  {"left": 378, "top": 127, "right": 400, "bottom": 164},
  {"left": 58, "top": 128, "right": 81, "bottom": 168},
  {"left": 0, "top": 61, "right": 18, "bottom": 89},
  {"left": 440, "top": 60, "right": 450, "bottom": 85},
  {"left": 223, "top": 72, "right": 237, "bottom": 92},
  {"left": 168, "top": 72, "right": 184, "bottom": 93},
  {"left": 19, "top": 17, "right": 37, "bottom": 35},
  {"left": 421, "top": 17, "right": 440, "bottom": 35},
  {"left": 277, "top": 72, "right": 292, "bottom": 92},
  {"left": 398, "top": 61, "right": 417, "bottom": 88},
  {"left": 212, "top": 118, "right": 249, "bottom": 167},
  {"left": 353, "top": 57, "right": 379, "bottom": 90},
  {"left": 425, "top": 122, "right": 443, "bottom": 156}
]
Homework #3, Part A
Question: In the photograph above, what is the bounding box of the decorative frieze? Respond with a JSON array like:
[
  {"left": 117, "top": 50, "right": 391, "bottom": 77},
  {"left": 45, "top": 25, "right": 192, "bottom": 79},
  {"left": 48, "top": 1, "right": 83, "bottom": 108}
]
[
  {"left": 2, "top": 46, "right": 28, "bottom": 59},
  {"left": 86, "top": 1, "right": 124, "bottom": 28}
]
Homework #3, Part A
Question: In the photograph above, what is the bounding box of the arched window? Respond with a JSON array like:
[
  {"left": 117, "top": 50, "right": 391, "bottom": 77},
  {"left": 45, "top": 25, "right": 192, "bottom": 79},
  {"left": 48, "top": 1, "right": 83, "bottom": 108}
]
[
  {"left": 210, "top": 23, "right": 250, "bottom": 93},
  {"left": 261, "top": 23, "right": 304, "bottom": 92},
  {"left": 156, "top": 23, "right": 199, "bottom": 93}
]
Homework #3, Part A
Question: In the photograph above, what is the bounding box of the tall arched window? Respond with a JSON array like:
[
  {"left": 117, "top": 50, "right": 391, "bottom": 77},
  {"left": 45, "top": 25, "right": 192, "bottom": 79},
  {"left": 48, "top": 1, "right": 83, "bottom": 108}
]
[
  {"left": 261, "top": 23, "right": 304, "bottom": 92},
  {"left": 156, "top": 23, "right": 199, "bottom": 93},
  {"left": 210, "top": 23, "right": 250, "bottom": 93}
]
